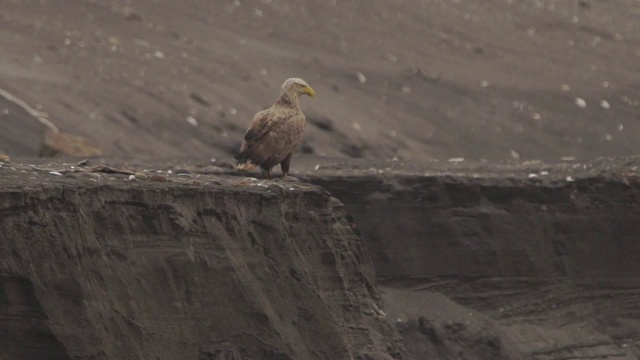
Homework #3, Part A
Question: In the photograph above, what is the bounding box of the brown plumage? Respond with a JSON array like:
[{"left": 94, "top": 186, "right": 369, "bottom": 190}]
[{"left": 235, "top": 78, "right": 315, "bottom": 179}]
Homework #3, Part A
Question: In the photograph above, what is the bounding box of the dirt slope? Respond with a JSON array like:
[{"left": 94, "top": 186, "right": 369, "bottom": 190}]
[{"left": 1, "top": 0, "right": 639, "bottom": 161}]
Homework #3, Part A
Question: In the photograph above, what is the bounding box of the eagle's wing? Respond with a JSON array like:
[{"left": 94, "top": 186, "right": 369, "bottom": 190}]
[
  {"left": 243, "top": 110, "right": 278, "bottom": 143},
  {"left": 235, "top": 109, "right": 300, "bottom": 168}
]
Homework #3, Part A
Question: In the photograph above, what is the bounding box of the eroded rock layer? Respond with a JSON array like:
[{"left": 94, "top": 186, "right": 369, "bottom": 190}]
[
  {"left": 0, "top": 167, "right": 406, "bottom": 360},
  {"left": 304, "top": 160, "right": 640, "bottom": 360}
]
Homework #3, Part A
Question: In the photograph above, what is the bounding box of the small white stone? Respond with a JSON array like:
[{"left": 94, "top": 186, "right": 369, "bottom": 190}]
[
  {"left": 604, "top": 134, "right": 613, "bottom": 141},
  {"left": 314, "top": 164, "right": 321, "bottom": 171},
  {"left": 355, "top": 71, "right": 366, "bottom": 84},
  {"left": 480, "top": 80, "right": 490, "bottom": 88},
  {"left": 186, "top": 116, "right": 198, "bottom": 126},
  {"left": 352, "top": 122, "right": 362, "bottom": 131},
  {"left": 512, "top": 101, "right": 525, "bottom": 111},
  {"left": 540, "top": 171, "right": 549, "bottom": 175},
  {"left": 510, "top": 150, "right": 520, "bottom": 160},
  {"left": 385, "top": 53, "right": 398, "bottom": 63},
  {"left": 561, "top": 84, "right": 571, "bottom": 92},
  {"left": 600, "top": 100, "right": 610, "bottom": 109},
  {"left": 49, "top": 171, "right": 63, "bottom": 176},
  {"left": 153, "top": 50, "right": 165, "bottom": 59},
  {"left": 575, "top": 98, "right": 587, "bottom": 108},
  {"left": 528, "top": 173, "right": 538, "bottom": 178},
  {"left": 566, "top": 176, "right": 575, "bottom": 182},
  {"left": 532, "top": 113, "right": 541, "bottom": 120},
  {"left": 229, "top": 108, "right": 237, "bottom": 115},
  {"left": 134, "top": 39, "right": 151, "bottom": 47},
  {"left": 128, "top": 175, "right": 136, "bottom": 180},
  {"left": 617, "top": 124, "right": 624, "bottom": 131},
  {"left": 602, "top": 81, "right": 609, "bottom": 88},
  {"left": 448, "top": 157, "right": 465, "bottom": 162}
]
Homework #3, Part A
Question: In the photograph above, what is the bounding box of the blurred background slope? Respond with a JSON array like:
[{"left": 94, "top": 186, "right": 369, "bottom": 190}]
[{"left": 0, "top": 0, "right": 638, "bottom": 161}]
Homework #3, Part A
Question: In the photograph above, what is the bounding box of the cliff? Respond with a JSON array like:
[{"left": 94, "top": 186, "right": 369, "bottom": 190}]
[
  {"left": 0, "top": 161, "right": 406, "bottom": 360},
  {"left": 298, "top": 156, "right": 640, "bottom": 360},
  {"left": 3, "top": 155, "right": 640, "bottom": 360}
]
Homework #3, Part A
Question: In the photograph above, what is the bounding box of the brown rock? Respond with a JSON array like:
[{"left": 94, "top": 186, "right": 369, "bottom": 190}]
[
  {"left": 148, "top": 174, "right": 168, "bottom": 182},
  {"left": 39, "top": 131, "right": 103, "bottom": 158}
]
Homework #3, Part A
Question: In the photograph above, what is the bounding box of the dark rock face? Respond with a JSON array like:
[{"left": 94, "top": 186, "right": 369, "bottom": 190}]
[
  {"left": 310, "top": 174, "right": 640, "bottom": 279},
  {"left": 0, "top": 275, "right": 71, "bottom": 360},
  {"left": 4, "top": 156, "right": 640, "bottom": 360},
  {"left": 0, "top": 172, "right": 406, "bottom": 360},
  {"left": 305, "top": 166, "right": 640, "bottom": 360}
]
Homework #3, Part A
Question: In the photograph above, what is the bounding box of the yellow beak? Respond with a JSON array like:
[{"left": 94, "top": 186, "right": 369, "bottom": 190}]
[{"left": 304, "top": 86, "right": 315, "bottom": 97}]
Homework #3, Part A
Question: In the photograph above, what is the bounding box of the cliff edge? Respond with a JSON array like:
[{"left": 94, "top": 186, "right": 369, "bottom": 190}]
[
  {"left": 3, "top": 155, "right": 640, "bottom": 360},
  {"left": 298, "top": 155, "right": 640, "bottom": 360},
  {"left": 0, "top": 161, "right": 407, "bottom": 360}
]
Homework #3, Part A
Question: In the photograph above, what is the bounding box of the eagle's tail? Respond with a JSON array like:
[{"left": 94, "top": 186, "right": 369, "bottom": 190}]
[
  {"left": 235, "top": 160, "right": 256, "bottom": 171},
  {"left": 234, "top": 150, "right": 257, "bottom": 171}
]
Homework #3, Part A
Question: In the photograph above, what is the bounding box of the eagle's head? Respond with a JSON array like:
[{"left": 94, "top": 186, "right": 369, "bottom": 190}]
[{"left": 282, "top": 78, "right": 315, "bottom": 98}]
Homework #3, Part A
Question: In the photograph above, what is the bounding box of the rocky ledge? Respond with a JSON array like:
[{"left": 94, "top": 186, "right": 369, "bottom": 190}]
[
  {"left": 0, "top": 160, "right": 406, "bottom": 360},
  {"left": 298, "top": 156, "right": 640, "bottom": 360},
  {"left": 2, "top": 155, "right": 640, "bottom": 360}
]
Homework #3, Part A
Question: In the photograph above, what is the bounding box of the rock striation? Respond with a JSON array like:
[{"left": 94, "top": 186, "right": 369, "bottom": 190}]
[
  {"left": 4, "top": 155, "right": 640, "bottom": 360},
  {"left": 0, "top": 163, "right": 407, "bottom": 360},
  {"left": 300, "top": 156, "right": 640, "bottom": 360}
]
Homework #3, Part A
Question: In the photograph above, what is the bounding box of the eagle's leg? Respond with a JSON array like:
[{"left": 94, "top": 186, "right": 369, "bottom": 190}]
[
  {"left": 261, "top": 165, "right": 273, "bottom": 180},
  {"left": 280, "top": 152, "right": 293, "bottom": 178}
]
